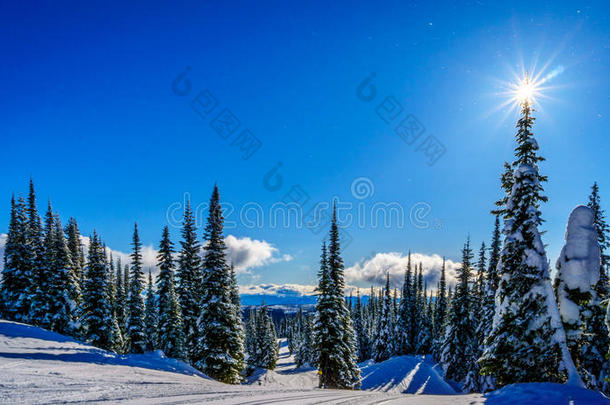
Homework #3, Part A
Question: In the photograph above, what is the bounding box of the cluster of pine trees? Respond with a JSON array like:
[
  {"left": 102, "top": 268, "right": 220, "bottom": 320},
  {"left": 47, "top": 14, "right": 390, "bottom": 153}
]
[
  {"left": 2, "top": 100, "right": 610, "bottom": 394},
  {"left": 283, "top": 99, "right": 610, "bottom": 394},
  {"left": 245, "top": 305, "right": 279, "bottom": 370},
  {"left": 1, "top": 184, "right": 246, "bottom": 384}
]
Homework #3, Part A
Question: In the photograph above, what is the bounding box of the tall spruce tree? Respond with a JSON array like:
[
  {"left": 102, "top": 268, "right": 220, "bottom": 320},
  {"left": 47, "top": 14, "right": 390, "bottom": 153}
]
[
  {"left": 82, "top": 232, "right": 117, "bottom": 351},
  {"left": 441, "top": 238, "right": 476, "bottom": 388},
  {"left": 587, "top": 182, "right": 610, "bottom": 392},
  {"left": 156, "top": 226, "right": 186, "bottom": 359},
  {"left": 26, "top": 180, "right": 45, "bottom": 324},
  {"left": 373, "top": 273, "right": 394, "bottom": 362},
  {"left": 397, "top": 253, "right": 415, "bottom": 355},
  {"left": 114, "top": 257, "right": 127, "bottom": 347},
  {"left": 145, "top": 269, "right": 158, "bottom": 351},
  {"left": 65, "top": 217, "right": 85, "bottom": 298},
  {"left": 193, "top": 185, "right": 244, "bottom": 383},
  {"left": 45, "top": 215, "right": 78, "bottom": 335},
  {"left": 1, "top": 196, "right": 31, "bottom": 322},
  {"left": 127, "top": 223, "right": 147, "bottom": 354},
  {"left": 176, "top": 200, "right": 202, "bottom": 362},
  {"left": 31, "top": 202, "right": 58, "bottom": 327},
  {"left": 480, "top": 98, "right": 582, "bottom": 387},
  {"left": 433, "top": 257, "right": 448, "bottom": 360},
  {"left": 353, "top": 290, "right": 370, "bottom": 361},
  {"left": 315, "top": 206, "right": 360, "bottom": 389}
]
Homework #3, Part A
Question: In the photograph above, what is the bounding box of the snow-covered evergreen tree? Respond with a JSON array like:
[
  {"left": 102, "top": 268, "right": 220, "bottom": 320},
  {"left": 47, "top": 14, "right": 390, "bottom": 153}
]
[
  {"left": 30, "top": 202, "right": 57, "bottom": 326},
  {"left": 114, "top": 257, "right": 127, "bottom": 349},
  {"left": 145, "top": 269, "right": 158, "bottom": 351},
  {"left": 82, "top": 232, "right": 117, "bottom": 351},
  {"left": 65, "top": 217, "right": 85, "bottom": 296},
  {"left": 416, "top": 286, "right": 433, "bottom": 354},
  {"left": 480, "top": 99, "right": 581, "bottom": 387},
  {"left": 176, "top": 200, "right": 202, "bottom": 362},
  {"left": 432, "top": 257, "right": 448, "bottom": 360},
  {"left": 314, "top": 206, "right": 360, "bottom": 389},
  {"left": 127, "top": 223, "right": 147, "bottom": 354},
  {"left": 397, "top": 253, "right": 414, "bottom": 355},
  {"left": 156, "top": 226, "right": 186, "bottom": 359},
  {"left": 441, "top": 238, "right": 476, "bottom": 388},
  {"left": 587, "top": 182, "right": 610, "bottom": 392},
  {"left": 253, "top": 305, "right": 279, "bottom": 370},
  {"left": 555, "top": 205, "right": 607, "bottom": 390},
  {"left": 353, "top": 290, "right": 371, "bottom": 361},
  {"left": 26, "top": 181, "right": 45, "bottom": 324},
  {"left": 44, "top": 215, "right": 78, "bottom": 335},
  {"left": 373, "top": 273, "right": 394, "bottom": 362},
  {"left": 194, "top": 185, "right": 244, "bottom": 384},
  {"left": 1, "top": 196, "right": 32, "bottom": 322}
]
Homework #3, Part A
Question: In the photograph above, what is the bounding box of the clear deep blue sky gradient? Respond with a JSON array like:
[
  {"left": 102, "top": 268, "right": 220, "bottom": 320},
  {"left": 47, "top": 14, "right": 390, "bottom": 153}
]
[{"left": 1, "top": 1, "right": 609, "bottom": 286}]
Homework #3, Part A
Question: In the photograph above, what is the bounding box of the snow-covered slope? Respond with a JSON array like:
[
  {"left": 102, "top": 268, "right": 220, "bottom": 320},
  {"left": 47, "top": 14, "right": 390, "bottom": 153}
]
[
  {"left": 1, "top": 320, "right": 607, "bottom": 404},
  {"left": 359, "top": 355, "right": 456, "bottom": 394}
]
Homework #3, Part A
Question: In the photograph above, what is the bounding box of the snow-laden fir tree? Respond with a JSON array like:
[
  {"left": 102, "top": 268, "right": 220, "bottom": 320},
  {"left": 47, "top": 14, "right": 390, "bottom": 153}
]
[
  {"left": 589, "top": 182, "right": 610, "bottom": 292},
  {"left": 441, "top": 238, "right": 476, "bottom": 388},
  {"left": 353, "top": 290, "right": 371, "bottom": 361},
  {"left": 127, "top": 223, "right": 147, "bottom": 354},
  {"left": 586, "top": 182, "right": 610, "bottom": 392},
  {"left": 295, "top": 312, "right": 316, "bottom": 367},
  {"left": 30, "top": 202, "right": 57, "bottom": 326},
  {"left": 145, "top": 269, "right": 158, "bottom": 351},
  {"left": 114, "top": 257, "right": 128, "bottom": 348},
  {"left": 466, "top": 241, "right": 490, "bottom": 393},
  {"left": 373, "top": 273, "right": 394, "bottom": 362},
  {"left": 44, "top": 215, "right": 79, "bottom": 335},
  {"left": 432, "top": 257, "right": 448, "bottom": 360},
  {"left": 26, "top": 181, "right": 45, "bottom": 324},
  {"left": 479, "top": 98, "right": 582, "bottom": 387},
  {"left": 397, "top": 253, "right": 414, "bottom": 354},
  {"left": 314, "top": 206, "right": 360, "bottom": 389},
  {"left": 194, "top": 185, "right": 244, "bottom": 383},
  {"left": 416, "top": 285, "right": 433, "bottom": 354},
  {"left": 251, "top": 305, "right": 278, "bottom": 370},
  {"left": 245, "top": 308, "right": 257, "bottom": 361},
  {"left": 156, "top": 226, "right": 186, "bottom": 359},
  {"left": 1, "top": 196, "right": 31, "bottom": 322},
  {"left": 82, "top": 232, "right": 119, "bottom": 351},
  {"left": 176, "top": 200, "right": 202, "bottom": 362},
  {"left": 65, "top": 217, "right": 85, "bottom": 295},
  {"left": 555, "top": 205, "right": 608, "bottom": 390}
]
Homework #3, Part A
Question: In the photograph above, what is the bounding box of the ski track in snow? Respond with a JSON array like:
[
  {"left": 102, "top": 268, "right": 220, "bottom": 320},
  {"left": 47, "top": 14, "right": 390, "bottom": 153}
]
[{"left": 1, "top": 320, "right": 607, "bottom": 404}]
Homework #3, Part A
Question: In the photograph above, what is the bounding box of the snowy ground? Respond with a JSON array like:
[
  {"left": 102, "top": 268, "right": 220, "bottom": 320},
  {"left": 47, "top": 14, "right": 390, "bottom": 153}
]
[{"left": 0, "top": 320, "right": 607, "bottom": 404}]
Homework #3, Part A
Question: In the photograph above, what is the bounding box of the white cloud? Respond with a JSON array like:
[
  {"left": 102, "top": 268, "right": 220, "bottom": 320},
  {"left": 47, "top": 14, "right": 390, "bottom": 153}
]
[
  {"left": 345, "top": 252, "right": 460, "bottom": 291},
  {"left": 0, "top": 231, "right": 288, "bottom": 278},
  {"left": 224, "top": 235, "right": 292, "bottom": 274},
  {"left": 239, "top": 283, "right": 318, "bottom": 297},
  {"left": 0, "top": 233, "right": 6, "bottom": 271},
  {"left": 83, "top": 234, "right": 290, "bottom": 276}
]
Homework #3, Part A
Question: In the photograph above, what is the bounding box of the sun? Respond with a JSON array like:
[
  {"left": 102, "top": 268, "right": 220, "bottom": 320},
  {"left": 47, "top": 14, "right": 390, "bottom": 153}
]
[{"left": 511, "top": 74, "right": 540, "bottom": 105}]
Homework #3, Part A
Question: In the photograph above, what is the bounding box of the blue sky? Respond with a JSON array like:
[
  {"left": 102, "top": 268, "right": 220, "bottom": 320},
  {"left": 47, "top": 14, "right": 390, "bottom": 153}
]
[{"left": 1, "top": 1, "right": 609, "bottom": 292}]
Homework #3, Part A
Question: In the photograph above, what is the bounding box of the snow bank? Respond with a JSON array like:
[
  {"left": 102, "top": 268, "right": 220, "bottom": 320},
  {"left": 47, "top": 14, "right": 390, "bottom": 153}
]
[
  {"left": 0, "top": 320, "right": 207, "bottom": 378},
  {"left": 484, "top": 383, "right": 610, "bottom": 404},
  {"left": 359, "top": 355, "right": 457, "bottom": 395}
]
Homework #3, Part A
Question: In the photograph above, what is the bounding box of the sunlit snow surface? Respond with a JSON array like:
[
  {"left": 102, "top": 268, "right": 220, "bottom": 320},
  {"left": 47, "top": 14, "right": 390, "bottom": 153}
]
[{"left": 1, "top": 320, "right": 607, "bottom": 404}]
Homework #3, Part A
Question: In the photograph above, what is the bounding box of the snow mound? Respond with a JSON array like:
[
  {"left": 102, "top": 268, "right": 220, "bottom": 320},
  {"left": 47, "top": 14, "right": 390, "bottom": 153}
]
[
  {"left": 0, "top": 320, "right": 207, "bottom": 378},
  {"left": 359, "top": 355, "right": 457, "bottom": 395},
  {"left": 484, "top": 382, "right": 610, "bottom": 404}
]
